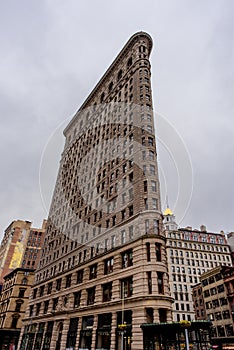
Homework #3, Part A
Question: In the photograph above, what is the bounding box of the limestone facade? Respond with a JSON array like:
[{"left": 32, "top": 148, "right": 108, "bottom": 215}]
[{"left": 19, "top": 32, "right": 173, "bottom": 350}]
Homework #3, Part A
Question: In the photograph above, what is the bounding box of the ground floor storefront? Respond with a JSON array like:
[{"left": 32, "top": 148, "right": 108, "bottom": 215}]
[
  {"left": 19, "top": 313, "right": 132, "bottom": 350},
  {"left": 0, "top": 329, "right": 20, "bottom": 350},
  {"left": 18, "top": 304, "right": 173, "bottom": 350},
  {"left": 141, "top": 321, "right": 212, "bottom": 350}
]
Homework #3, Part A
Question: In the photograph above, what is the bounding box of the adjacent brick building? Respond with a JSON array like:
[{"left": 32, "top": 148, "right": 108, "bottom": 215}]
[
  {"left": 192, "top": 266, "right": 234, "bottom": 346},
  {"left": 0, "top": 220, "right": 46, "bottom": 286},
  {"left": 0, "top": 268, "right": 35, "bottom": 349}
]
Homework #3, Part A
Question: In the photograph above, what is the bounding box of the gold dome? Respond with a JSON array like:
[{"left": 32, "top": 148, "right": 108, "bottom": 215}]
[{"left": 163, "top": 207, "right": 173, "bottom": 216}]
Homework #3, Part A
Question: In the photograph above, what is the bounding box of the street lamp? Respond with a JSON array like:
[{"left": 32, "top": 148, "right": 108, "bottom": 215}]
[{"left": 117, "top": 281, "right": 126, "bottom": 350}]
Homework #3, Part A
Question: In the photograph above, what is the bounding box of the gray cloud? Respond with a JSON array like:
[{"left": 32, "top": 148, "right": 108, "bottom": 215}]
[{"left": 0, "top": 0, "right": 234, "bottom": 238}]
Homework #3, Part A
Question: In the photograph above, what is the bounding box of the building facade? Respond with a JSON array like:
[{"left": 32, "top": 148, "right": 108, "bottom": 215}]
[
  {"left": 0, "top": 268, "right": 35, "bottom": 349},
  {"left": 0, "top": 220, "right": 46, "bottom": 286},
  {"left": 164, "top": 208, "right": 232, "bottom": 322},
  {"left": 192, "top": 283, "right": 206, "bottom": 321},
  {"left": 227, "top": 232, "right": 234, "bottom": 265},
  {"left": 192, "top": 266, "right": 234, "bottom": 345},
  {"left": 19, "top": 32, "right": 173, "bottom": 350}
]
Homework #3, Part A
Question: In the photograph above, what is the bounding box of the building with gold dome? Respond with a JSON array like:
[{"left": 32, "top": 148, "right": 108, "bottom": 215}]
[
  {"left": 163, "top": 206, "right": 178, "bottom": 232},
  {"left": 164, "top": 208, "right": 232, "bottom": 322}
]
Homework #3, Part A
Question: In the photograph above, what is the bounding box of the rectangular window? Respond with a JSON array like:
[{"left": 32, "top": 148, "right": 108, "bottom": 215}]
[
  {"left": 111, "top": 235, "right": 116, "bottom": 248},
  {"left": 65, "top": 274, "right": 72, "bottom": 288},
  {"left": 87, "top": 287, "right": 96, "bottom": 305},
  {"left": 148, "top": 137, "right": 153, "bottom": 146},
  {"left": 19, "top": 288, "right": 26, "bottom": 298},
  {"left": 29, "top": 305, "right": 34, "bottom": 316},
  {"left": 121, "top": 277, "right": 133, "bottom": 298},
  {"left": 145, "top": 219, "right": 150, "bottom": 233},
  {"left": 74, "top": 291, "right": 81, "bottom": 308},
  {"left": 147, "top": 124, "right": 152, "bottom": 132},
  {"left": 47, "top": 282, "right": 53, "bottom": 295},
  {"left": 150, "top": 165, "right": 155, "bottom": 175},
  {"left": 121, "top": 230, "right": 126, "bottom": 244},
  {"left": 156, "top": 244, "right": 162, "bottom": 261},
  {"left": 147, "top": 272, "right": 152, "bottom": 294},
  {"left": 152, "top": 198, "right": 158, "bottom": 210},
  {"left": 15, "top": 302, "right": 22, "bottom": 312},
  {"left": 146, "top": 243, "right": 151, "bottom": 261},
  {"left": 56, "top": 278, "right": 62, "bottom": 290},
  {"left": 77, "top": 270, "right": 83, "bottom": 284},
  {"left": 122, "top": 249, "right": 133, "bottom": 268},
  {"left": 36, "top": 303, "right": 41, "bottom": 316},
  {"left": 44, "top": 300, "right": 49, "bottom": 314},
  {"left": 129, "top": 226, "right": 133, "bottom": 240},
  {"left": 129, "top": 205, "right": 133, "bottom": 216},
  {"left": 11, "top": 317, "right": 18, "bottom": 328},
  {"left": 157, "top": 272, "right": 164, "bottom": 294},
  {"left": 104, "top": 257, "right": 114, "bottom": 274},
  {"left": 153, "top": 219, "right": 159, "bottom": 234},
  {"left": 32, "top": 288, "right": 37, "bottom": 299},
  {"left": 217, "top": 284, "right": 224, "bottom": 293},
  {"left": 151, "top": 180, "right": 157, "bottom": 192},
  {"left": 89, "top": 264, "right": 97, "bottom": 279},
  {"left": 129, "top": 172, "right": 133, "bottom": 182},
  {"left": 39, "top": 285, "right": 44, "bottom": 297},
  {"left": 52, "top": 298, "right": 58, "bottom": 311},
  {"left": 103, "top": 282, "right": 112, "bottom": 302},
  {"left": 149, "top": 150, "right": 154, "bottom": 160}
]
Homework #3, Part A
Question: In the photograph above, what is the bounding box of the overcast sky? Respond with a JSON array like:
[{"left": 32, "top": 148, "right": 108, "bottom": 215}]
[{"left": 0, "top": 0, "right": 234, "bottom": 239}]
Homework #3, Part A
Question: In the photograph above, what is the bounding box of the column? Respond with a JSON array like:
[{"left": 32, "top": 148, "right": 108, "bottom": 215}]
[
  {"left": 40, "top": 321, "right": 48, "bottom": 350},
  {"left": 154, "top": 308, "right": 160, "bottom": 323},
  {"left": 163, "top": 272, "right": 170, "bottom": 296},
  {"left": 17, "top": 324, "right": 25, "bottom": 350},
  {"left": 112, "top": 279, "right": 120, "bottom": 302},
  {"left": 131, "top": 308, "right": 145, "bottom": 350},
  {"left": 31, "top": 323, "right": 38, "bottom": 350},
  {"left": 60, "top": 318, "right": 70, "bottom": 349},
  {"left": 95, "top": 284, "right": 102, "bottom": 305},
  {"left": 110, "top": 312, "right": 117, "bottom": 350},
  {"left": 50, "top": 321, "right": 59, "bottom": 350},
  {"left": 75, "top": 317, "right": 82, "bottom": 350},
  {"left": 167, "top": 309, "right": 173, "bottom": 322},
  {"left": 91, "top": 314, "right": 98, "bottom": 350},
  {"left": 153, "top": 271, "right": 158, "bottom": 294}
]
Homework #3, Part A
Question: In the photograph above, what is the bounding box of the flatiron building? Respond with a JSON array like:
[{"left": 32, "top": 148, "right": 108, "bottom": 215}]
[{"left": 19, "top": 32, "right": 173, "bottom": 350}]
